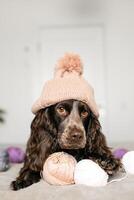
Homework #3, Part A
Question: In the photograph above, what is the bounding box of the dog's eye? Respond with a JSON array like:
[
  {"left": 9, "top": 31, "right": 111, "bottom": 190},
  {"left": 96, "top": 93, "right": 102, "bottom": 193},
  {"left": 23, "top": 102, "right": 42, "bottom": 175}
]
[
  {"left": 56, "top": 107, "right": 68, "bottom": 116},
  {"left": 81, "top": 110, "right": 88, "bottom": 118}
]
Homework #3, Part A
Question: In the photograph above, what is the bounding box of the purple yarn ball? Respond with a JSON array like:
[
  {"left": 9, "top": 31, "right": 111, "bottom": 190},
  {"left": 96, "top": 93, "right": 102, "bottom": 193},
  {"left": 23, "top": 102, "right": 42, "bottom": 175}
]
[
  {"left": 113, "top": 148, "right": 128, "bottom": 159},
  {"left": 7, "top": 147, "right": 25, "bottom": 163}
]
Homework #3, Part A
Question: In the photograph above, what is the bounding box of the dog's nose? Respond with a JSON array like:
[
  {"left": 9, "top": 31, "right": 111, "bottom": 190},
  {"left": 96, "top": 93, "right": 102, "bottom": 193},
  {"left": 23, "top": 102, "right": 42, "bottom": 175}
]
[{"left": 71, "top": 132, "right": 83, "bottom": 141}]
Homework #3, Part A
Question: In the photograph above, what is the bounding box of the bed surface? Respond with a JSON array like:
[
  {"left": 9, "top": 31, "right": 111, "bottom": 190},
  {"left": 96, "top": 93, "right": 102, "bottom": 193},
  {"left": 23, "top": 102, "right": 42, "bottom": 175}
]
[{"left": 0, "top": 143, "right": 134, "bottom": 200}]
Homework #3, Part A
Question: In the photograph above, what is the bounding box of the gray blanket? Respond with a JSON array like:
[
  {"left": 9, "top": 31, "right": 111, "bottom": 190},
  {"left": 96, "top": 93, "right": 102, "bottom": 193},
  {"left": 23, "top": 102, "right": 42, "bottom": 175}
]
[{"left": 0, "top": 163, "right": 134, "bottom": 200}]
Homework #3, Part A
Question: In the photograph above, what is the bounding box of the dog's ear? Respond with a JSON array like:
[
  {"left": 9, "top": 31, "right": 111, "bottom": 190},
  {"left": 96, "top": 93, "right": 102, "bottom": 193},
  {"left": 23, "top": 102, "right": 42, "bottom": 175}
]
[
  {"left": 10, "top": 108, "right": 58, "bottom": 190},
  {"left": 85, "top": 113, "right": 112, "bottom": 156},
  {"left": 30, "top": 108, "right": 57, "bottom": 138},
  {"left": 25, "top": 108, "right": 58, "bottom": 171},
  {"left": 85, "top": 113, "right": 122, "bottom": 175}
]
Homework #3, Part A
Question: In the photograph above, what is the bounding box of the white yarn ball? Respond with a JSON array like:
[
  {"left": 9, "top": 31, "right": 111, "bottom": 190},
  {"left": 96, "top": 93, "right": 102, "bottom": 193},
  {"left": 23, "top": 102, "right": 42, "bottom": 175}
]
[
  {"left": 74, "top": 159, "right": 108, "bottom": 187},
  {"left": 122, "top": 151, "right": 134, "bottom": 174}
]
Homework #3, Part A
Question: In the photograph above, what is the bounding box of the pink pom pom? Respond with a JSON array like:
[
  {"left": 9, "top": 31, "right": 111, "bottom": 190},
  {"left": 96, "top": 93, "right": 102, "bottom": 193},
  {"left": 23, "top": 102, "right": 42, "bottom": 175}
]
[
  {"left": 55, "top": 53, "right": 83, "bottom": 78},
  {"left": 7, "top": 147, "right": 25, "bottom": 163},
  {"left": 113, "top": 148, "right": 128, "bottom": 159}
]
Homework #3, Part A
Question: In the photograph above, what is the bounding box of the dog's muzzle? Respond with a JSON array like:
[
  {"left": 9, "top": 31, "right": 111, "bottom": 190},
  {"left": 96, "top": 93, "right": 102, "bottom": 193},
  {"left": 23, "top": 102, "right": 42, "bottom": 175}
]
[{"left": 58, "top": 126, "right": 86, "bottom": 149}]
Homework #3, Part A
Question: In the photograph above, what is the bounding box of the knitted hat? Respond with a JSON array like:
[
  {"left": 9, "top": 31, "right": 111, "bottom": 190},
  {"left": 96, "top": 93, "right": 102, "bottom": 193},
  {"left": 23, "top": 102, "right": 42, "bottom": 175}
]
[{"left": 32, "top": 53, "right": 99, "bottom": 117}]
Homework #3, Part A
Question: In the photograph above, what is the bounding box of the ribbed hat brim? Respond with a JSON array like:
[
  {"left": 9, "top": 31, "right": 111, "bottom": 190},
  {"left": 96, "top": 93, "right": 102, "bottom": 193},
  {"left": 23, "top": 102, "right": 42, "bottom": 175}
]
[{"left": 31, "top": 76, "right": 99, "bottom": 117}]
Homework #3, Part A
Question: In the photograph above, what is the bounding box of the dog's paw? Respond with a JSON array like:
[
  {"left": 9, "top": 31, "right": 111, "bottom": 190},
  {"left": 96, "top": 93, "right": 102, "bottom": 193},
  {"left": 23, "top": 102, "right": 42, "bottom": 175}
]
[
  {"left": 11, "top": 177, "right": 40, "bottom": 190},
  {"left": 95, "top": 158, "right": 122, "bottom": 175},
  {"left": 10, "top": 170, "right": 41, "bottom": 190},
  {"left": 10, "top": 180, "right": 28, "bottom": 190}
]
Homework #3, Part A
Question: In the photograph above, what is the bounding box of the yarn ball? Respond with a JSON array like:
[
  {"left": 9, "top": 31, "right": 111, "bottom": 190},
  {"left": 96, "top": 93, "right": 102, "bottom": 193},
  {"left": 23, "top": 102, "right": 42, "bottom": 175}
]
[
  {"left": 7, "top": 146, "right": 25, "bottom": 163},
  {"left": 74, "top": 159, "right": 108, "bottom": 187},
  {"left": 0, "top": 149, "right": 10, "bottom": 172},
  {"left": 113, "top": 148, "right": 128, "bottom": 159},
  {"left": 122, "top": 151, "right": 134, "bottom": 174},
  {"left": 43, "top": 152, "right": 77, "bottom": 185}
]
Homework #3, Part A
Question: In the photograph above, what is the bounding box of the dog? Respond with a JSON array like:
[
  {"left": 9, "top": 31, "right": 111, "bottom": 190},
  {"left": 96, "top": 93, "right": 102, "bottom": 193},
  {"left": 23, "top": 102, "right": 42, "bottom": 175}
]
[{"left": 11, "top": 99, "right": 121, "bottom": 190}]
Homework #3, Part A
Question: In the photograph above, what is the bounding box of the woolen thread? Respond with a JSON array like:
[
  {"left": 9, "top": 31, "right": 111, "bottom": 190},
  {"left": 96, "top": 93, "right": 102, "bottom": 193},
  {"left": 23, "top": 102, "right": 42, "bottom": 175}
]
[
  {"left": 7, "top": 147, "right": 25, "bottom": 163},
  {"left": 0, "top": 149, "right": 10, "bottom": 172},
  {"left": 43, "top": 152, "right": 77, "bottom": 185},
  {"left": 113, "top": 148, "right": 128, "bottom": 159}
]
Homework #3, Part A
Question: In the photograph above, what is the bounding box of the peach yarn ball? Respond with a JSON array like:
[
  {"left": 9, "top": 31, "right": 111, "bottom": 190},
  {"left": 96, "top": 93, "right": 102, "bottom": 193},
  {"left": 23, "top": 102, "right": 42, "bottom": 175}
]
[{"left": 43, "top": 152, "right": 77, "bottom": 185}]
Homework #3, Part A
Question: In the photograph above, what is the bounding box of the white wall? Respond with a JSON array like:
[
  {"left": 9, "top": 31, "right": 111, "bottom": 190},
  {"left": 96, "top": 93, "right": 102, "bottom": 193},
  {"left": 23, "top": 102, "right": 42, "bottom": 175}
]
[
  {"left": 105, "top": 1, "right": 134, "bottom": 142},
  {"left": 0, "top": 0, "right": 134, "bottom": 144}
]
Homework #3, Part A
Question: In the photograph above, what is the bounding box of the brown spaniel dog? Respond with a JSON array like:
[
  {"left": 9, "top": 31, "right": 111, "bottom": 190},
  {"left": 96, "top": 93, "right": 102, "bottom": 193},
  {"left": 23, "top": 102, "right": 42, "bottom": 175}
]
[{"left": 11, "top": 99, "right": 121, "bottom": 190}]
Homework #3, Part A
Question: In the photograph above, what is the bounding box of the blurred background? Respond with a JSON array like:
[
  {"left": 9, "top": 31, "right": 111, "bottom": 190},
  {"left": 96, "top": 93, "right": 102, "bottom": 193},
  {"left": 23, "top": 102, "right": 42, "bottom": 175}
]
[{"left": 0, "top": 0, "right": 134, "bottom": 146}]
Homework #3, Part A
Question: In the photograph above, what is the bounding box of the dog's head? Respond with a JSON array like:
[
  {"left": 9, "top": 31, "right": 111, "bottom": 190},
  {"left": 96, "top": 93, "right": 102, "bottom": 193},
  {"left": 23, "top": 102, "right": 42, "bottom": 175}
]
[
  {"left": 54, "top": 100, "right": 89, "bottom": 149},
  {"left": 43, "top": 99, "right": 91, "bottom": 150},
  {"left": 31, "top": 99, "right": 101, "bottom": 152}
]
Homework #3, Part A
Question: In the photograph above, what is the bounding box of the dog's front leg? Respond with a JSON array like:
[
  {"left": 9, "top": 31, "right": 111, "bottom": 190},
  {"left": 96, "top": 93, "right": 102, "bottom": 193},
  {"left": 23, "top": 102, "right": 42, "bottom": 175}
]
[
  {"left": 94, "top": 154, "right": 122, "bottom": 175},
  {"left": 11, "top": 138, "right": 52, "bottom": 190},
  {"left": 10, "top": 163, "right": 41, "bottom": 190}
]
